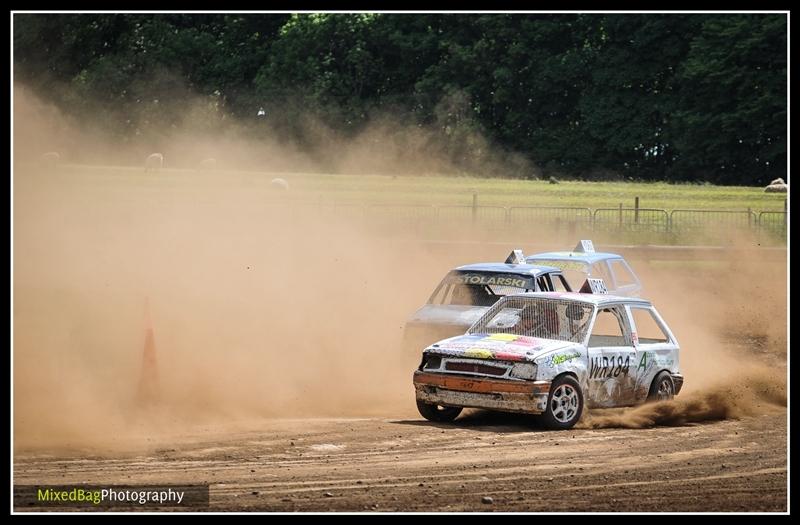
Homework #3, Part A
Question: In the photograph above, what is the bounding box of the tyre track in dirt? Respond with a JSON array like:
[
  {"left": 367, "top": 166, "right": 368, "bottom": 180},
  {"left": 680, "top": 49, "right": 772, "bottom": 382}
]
[{"left": 15, "top": 410, "right": 786, "bottom": 512}]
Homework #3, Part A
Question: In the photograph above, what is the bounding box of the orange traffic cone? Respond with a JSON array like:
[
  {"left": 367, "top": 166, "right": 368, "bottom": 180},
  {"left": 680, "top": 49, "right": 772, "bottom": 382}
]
[{"left": 137, "top": 297, "right": 160, "bottom": 404}]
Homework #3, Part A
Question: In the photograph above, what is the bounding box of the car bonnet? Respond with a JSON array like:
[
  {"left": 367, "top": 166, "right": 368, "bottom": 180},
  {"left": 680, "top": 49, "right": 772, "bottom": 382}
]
[{"left": 424, "top": 333, "right": 576, "bottom": 362}]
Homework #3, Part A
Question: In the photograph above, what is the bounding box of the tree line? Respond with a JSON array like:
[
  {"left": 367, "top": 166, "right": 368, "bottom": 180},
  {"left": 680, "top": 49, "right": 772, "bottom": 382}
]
[{"left": 14, "top": 13, "right": 786, "bottom": 185}]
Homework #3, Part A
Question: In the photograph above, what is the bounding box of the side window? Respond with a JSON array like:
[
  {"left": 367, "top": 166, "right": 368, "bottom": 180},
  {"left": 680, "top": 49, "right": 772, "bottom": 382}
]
[
  {"left": 428, "top": 282, "right": 449, "bottom": 304},
  {"left": 559, "top": 267, "right": 587, "bottom": 291},
  {"left": 536, "top": 275, "right": 553, "bottom": 291},
  {"left": 631, "top": 308, "right": 669, "bottom": 344},
  {"left": 430, "top": 282, "right": 479, "bottom": 306},
  {"left": 610, "top": 260, "right": 637, "bottom": 288},
  {"left": 551, "top": 274, "right": 571, "bottom": 292},
  {"left": 590, "top": 262, "right": 613, "bottom": 286},
  {"left": 588, "top": 307, "right": 630, "bottom": 347}
]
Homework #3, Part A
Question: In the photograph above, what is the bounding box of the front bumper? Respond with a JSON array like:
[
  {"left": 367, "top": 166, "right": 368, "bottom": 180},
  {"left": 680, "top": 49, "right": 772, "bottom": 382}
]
[{"left": 413, "top": 371, "right": 551, "bottom": 415}]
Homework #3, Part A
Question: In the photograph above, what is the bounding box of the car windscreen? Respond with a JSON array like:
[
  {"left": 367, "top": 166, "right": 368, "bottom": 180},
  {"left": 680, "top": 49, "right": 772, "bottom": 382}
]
[
  {"left": 428, "top": 271, "right": 535, "bottom": 307},
  {"left": 469, "top": 296, "right": 594, "bottom": 343},
  {"left": 525, "top": 259, "right": 588, "bottom": 292}
]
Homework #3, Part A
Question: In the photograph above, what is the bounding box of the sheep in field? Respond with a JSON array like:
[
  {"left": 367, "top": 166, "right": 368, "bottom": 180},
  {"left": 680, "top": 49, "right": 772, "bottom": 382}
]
[
  {"left": 765, "top": 177, "right": 787, "bottom": 193},
  {"left": 270, "top": 178, "right": 289, "bottom": 190},
  {"left": 198, "top": 158, "right": 217, "bottom": 170},
  {"left": 40, "top": 151, "right": 60, "bottom": 167},
  {"left": 144, "top": 153, "right": 164, "bottom": 172}
]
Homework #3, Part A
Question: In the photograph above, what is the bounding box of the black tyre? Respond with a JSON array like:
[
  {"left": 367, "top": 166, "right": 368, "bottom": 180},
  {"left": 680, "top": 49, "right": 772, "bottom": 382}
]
[
  {"left": 647, "top": 371, "right": 675, "bottom": 402},
  {"left": 541, "top": 375, "right": 584, "bottom": 430},
  {"left": 416, "top": 400, "right": 463, "bottom": 422}
]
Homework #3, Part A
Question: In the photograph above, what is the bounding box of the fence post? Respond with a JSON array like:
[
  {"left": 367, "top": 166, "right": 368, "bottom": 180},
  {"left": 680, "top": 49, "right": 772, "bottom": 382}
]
[
  {"left": 472, "top": 191, "right": 478, "bottom": 225},
  {"left": 634, "top": 196, "right": 640, "bottom": 224},
  {"left": 748, "top": 207, "right": 752, "bottom": 228},
  {"left": 619, "top": 202, "right": 623, "bottom": 230},
  {"left": 785, "top": 199, "right": 788, "bottom": 229}
]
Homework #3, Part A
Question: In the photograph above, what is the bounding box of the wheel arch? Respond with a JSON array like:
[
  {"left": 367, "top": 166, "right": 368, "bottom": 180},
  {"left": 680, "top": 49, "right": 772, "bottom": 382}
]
[
  {"left": 649, "top": 368, "right": 673, "bottom": 388},
  {"left": 541, "top": 372, "right": 584, "bottom": 430},
  {"left": 554, "top": 370, "right": 579, "bottom": 383},
  {"left": 647, "top": 369, "right": 677, "bottom": 401}
]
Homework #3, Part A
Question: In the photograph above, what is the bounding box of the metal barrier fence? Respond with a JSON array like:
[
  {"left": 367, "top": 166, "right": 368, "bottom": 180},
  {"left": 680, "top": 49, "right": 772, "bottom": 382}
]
[
  {"left": 437, "top": 205, "right": 509, "bottom": 225},
  {"left": 593, "top": 207, "right": 670, "bottom": 232},
  {"left": 669, "top": 209, "right": 758, "bottom": 232},
  {"left": 508, "top": 206, "right": 593, "bottom": 226},
  {"left": 297, "top": 202, "right": 786, "bottom": 239},
  {"left": 757, "top": 211, "right": 789, "bottom": 236}
]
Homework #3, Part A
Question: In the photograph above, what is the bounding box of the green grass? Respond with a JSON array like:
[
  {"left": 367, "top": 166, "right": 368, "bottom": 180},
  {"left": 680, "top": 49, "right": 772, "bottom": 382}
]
[
  {"left": 29, "top": 164, "right": 788, "bottom": 212},
  {"left": 291, "top": 174, "right": 787, "bottom": 211},
  {"left": 18, "top": 163, "right": 786, "bottom": 246}
]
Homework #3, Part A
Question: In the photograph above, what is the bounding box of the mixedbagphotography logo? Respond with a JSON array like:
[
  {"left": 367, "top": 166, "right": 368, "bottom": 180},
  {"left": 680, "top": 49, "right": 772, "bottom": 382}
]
[{"left": 14, "top": 484, "right": 210, "bottom": 509}]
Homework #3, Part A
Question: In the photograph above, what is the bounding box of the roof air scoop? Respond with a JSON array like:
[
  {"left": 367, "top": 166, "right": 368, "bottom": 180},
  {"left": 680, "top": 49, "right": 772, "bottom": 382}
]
[
  {"left": 505, "top": 249, "right": 525, "bottom": 265},
  {"left": 574, "top": 240, "right": 595, "bottom": 253}
]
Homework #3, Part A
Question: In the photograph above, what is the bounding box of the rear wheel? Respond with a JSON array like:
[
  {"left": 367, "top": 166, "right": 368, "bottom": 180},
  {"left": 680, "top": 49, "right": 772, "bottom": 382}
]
[
  {"left": 416, "top": 400, "right": 462, "bottom": 422},
  {"left": 541, "top": 375, "right": 583, "bottom": 430},
  {"left": 647, "top": 371, "right": 675, "bottom": 402}
]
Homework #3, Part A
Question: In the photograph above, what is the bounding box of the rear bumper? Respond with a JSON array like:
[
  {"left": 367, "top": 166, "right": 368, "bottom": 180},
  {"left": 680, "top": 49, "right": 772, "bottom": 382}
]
[
  {"left": 413, "top": 371, "right": 551, "bottom": 415},
  {"left": 671, "top": 373, "right": 685, "bottom": 395}
]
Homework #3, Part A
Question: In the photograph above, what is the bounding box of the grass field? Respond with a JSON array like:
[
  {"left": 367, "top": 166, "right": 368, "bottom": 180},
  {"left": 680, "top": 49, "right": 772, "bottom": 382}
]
[
  {"left": 289, "top": 173, "right": 789, "bottom": 212},
  {"left": 37, "top": 164, "right": 788, "bottom": 213}
]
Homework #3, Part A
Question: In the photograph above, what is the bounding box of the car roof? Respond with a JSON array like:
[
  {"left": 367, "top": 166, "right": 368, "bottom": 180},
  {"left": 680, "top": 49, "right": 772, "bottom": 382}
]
[
  {"left": 508, "top": 291, "right": 652, "bottom": 307},
  {"left": 453, "top": 263, "right": 563, "bottom": 275},
  {"left": 525, "top": 251, "right": 624, "bottom": 265}
]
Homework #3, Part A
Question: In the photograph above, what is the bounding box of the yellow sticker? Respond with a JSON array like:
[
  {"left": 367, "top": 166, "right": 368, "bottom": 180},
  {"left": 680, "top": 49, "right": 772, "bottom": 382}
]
[
  {"left": 487, "top": 334, "right": 518, "bottom": 341},
  {"left": 464, "top": 348, "right": 494, "bottom": 359}
]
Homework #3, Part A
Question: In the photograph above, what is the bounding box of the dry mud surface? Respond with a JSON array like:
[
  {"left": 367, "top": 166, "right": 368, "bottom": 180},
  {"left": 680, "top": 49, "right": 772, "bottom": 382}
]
[{"left": 14, "top": 409, "right": 787, "bottom": 512}]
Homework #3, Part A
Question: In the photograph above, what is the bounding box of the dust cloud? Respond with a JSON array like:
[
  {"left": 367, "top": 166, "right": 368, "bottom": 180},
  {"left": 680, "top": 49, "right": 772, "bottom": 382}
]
[
  {"left": 12, "top": 84, "right": 787, "bottom": 453},
  {"left": 579, "top": 367, "right": 786, "bottom": 429},
  {"left": 12, "top": 83, "right": 537, "bottom": 453},
  {"left": 580, "top": 235, "right": 787, "bottom": 429},
  {"left": 13, "top": 82, "right": 534, "bottom": 177}
]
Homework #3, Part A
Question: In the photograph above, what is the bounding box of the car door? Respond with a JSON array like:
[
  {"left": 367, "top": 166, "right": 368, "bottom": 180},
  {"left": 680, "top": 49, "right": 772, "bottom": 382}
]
[
  {"left": 628, "top": 305, "right": 679, "bottom": 402},
  {"left": 585, "top": 305, "right": 638, "bottom": 407}
]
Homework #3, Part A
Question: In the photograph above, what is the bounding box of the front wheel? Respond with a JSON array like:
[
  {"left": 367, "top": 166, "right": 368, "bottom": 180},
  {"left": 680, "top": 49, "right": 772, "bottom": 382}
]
[
  {"left": 416, "top": 400, "right": 462, "bottom": 422},
  {"left": 540, "top": 375, "right": 584, "bottom": 430},
  {"left": 647, "top": 371, "right": 675, "bottom": 402}
]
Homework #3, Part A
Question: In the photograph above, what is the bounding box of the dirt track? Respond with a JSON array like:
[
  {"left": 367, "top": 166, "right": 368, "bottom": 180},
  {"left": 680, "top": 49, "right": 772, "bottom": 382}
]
[{"left": 14, "top": 408, "right": 787, "bottom": 512}]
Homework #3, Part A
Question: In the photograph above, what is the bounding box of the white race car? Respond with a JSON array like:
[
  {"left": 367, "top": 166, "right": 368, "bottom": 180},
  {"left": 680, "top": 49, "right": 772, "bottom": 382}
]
[
  {"left": 525, "top": 240, "right": 642, "bottom": 297},
  {"left": 413, "top": 281, "right": 682, "bottom": 429}
]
